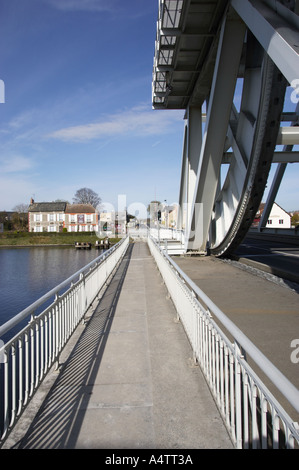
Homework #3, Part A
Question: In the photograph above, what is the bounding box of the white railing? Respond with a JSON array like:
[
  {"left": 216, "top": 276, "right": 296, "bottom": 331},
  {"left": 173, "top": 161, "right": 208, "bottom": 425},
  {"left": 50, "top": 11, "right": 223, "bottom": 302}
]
[
  {"left": 149, "top": 227, "right": 185, "bottom": 243},
  {"left": 148, "top": 235, "right": 299, "bottom": 449},
  {"left": 0, "top": 236, "right": 129, "bottom": 444}
]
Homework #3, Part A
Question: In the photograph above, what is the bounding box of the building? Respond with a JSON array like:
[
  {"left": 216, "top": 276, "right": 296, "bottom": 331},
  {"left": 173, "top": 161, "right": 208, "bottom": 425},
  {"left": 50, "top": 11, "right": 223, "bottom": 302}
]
[
  {"left": 28, "top": 200, "right": 67, "bottom": 232},
  {"left": 161, "top": 204, "right": 179, "bottom": 228},
  {"left": 64, "top": 204, "right": 98, "bottom": 232},
  {"left": 98, "top": 211, "right": 127, "bottom": 236},
  {"left": 253, "top": 202, "right": 291, "bottom": 228},
  {"left": 28, "top": 199, "right": 98, "bottom": 232}
]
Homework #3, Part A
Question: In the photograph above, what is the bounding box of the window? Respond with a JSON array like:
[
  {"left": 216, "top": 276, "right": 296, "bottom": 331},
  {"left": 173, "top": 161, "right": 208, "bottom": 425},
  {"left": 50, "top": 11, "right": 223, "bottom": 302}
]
[
  {"left": 267, "top": 219, "right": 272, "bottom": 225},
  {"left": 279, "top": 219, "right": 284, "bottom": 224},
  {"left": 35, "top": 214, "right": 41, "bottom": 222}
]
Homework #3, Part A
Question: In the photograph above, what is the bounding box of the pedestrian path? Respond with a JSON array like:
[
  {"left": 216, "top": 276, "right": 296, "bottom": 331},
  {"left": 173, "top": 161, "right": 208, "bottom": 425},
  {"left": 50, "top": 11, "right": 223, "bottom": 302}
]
[{"left": 4, "top": 242, "right": 233, "bottom": 449}]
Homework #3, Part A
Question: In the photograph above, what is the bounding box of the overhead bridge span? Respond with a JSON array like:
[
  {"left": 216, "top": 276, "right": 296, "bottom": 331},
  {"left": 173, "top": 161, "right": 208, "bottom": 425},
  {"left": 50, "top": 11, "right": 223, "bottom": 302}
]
[{"left": 152, "top": 0, "right": 299, "bottom": 256}]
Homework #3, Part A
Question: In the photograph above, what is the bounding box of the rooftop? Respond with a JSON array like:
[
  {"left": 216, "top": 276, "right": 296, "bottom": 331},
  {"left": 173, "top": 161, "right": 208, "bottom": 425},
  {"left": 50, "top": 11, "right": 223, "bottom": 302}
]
[
  {"left": 28, "top": 202, "right": 67, "bottom": 212},
  {"left": 65, "top": 204, "right": 96, "bottom": 214}
]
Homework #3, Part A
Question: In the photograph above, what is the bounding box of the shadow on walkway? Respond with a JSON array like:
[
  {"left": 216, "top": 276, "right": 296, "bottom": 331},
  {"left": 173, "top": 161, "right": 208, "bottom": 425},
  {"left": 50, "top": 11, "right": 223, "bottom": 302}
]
[{"left": 15, "top": 244, "right": 134, "bottom": 449}]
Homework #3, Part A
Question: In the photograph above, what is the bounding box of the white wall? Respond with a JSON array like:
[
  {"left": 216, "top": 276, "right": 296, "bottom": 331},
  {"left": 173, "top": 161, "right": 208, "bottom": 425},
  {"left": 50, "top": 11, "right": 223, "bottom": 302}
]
[{"left": 266, "top": 203, "right": 291, "bottom": 228}]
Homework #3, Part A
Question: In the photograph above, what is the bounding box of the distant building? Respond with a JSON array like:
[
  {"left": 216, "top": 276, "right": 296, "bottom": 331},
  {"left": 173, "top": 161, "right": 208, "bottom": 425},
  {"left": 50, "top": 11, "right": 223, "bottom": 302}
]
[
  {"left": 28, "top": 199, "right": 67, "bottom": 232},
  {"left": 98, "top": 211, "right": 127, "bottom": 236},
  {"left": 253, "top": 202, "right": 291, "bottom": 228},
  {"left": 64, "top": 204, "right": 98, "bottom": 232},
  {"left": 161, "top": 204, "right": 179, "bottom": 228},
  {"left": 28, "top": 199, "right": 98, "bottom": 232}
]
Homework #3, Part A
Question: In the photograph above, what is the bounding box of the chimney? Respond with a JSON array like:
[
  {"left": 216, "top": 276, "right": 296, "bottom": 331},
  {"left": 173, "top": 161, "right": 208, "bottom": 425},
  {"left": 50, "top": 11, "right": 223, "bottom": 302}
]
[{"left": 30, "top": 197, "right": 34, "bottom": 204}]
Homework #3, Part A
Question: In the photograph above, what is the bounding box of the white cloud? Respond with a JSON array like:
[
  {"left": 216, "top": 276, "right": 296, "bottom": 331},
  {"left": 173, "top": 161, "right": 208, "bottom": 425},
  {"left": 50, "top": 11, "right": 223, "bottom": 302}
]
[
  {"left": 0, "top": 155, "right": 34, "bottom": 174},
  {"left": 48, "top": 106, "right": 184, "bottom": 142},
  {"left": 42, "top": 0, "right": 117, "bottom": 12}
]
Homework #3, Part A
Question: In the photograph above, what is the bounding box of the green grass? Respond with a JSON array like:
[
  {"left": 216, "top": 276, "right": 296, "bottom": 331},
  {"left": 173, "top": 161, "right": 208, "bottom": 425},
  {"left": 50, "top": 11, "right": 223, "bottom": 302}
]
[{"left": 0, "top": 231, "right": 121, "bottom": 246}]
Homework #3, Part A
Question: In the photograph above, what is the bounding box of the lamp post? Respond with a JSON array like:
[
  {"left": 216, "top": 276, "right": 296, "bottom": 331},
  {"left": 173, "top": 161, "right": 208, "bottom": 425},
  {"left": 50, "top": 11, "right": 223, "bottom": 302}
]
[{"left": 164, "top": 200, "right": 168, "bottom": 229}]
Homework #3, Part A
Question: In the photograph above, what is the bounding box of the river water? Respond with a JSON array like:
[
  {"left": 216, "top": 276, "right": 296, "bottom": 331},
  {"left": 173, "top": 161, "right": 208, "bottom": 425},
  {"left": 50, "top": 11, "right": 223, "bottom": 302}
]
[{"left": 0, "top": 246, "right": 102, "bottom": 331}]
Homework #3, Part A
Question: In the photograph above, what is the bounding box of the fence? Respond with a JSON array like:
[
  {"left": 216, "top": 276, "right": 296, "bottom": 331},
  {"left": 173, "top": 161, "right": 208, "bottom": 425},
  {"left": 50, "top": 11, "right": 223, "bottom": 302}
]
[
  {"left": 148, "top": 235, "right": 299, "bottom": 449},
  {"left": 0, "top": 236, "right": 129, "bottom": 444},
  {"left": 149, "top": 227, "right": 184, "bottom": 243}
]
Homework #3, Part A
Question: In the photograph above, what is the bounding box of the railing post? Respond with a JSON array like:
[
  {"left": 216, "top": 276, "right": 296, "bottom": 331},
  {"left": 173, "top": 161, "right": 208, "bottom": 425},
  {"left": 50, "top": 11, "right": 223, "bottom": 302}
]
[
  {"left": 17, "top": 336, "right": 23, "bottom": 416},
  {"left": 234, "top": 342, "right": 243, "bottom": 449},
  {"left": 29, "top": 314, "right": 35, "bottom": 398},
  {"left": 2, "top": 349, "right": 9, "bottom": 441}
]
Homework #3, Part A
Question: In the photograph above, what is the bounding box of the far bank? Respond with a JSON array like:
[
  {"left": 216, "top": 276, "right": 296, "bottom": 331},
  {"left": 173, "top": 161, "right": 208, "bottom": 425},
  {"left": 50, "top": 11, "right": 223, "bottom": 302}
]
[{"left": 0, "top": 231, "right": 121, "bottom": 247}]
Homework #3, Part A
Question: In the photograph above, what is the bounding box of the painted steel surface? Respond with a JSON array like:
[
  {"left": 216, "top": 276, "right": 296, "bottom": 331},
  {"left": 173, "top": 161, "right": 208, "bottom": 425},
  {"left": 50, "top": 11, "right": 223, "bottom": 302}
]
[{"left": 152, "top": 0, "right": 299, "bottom": 256}]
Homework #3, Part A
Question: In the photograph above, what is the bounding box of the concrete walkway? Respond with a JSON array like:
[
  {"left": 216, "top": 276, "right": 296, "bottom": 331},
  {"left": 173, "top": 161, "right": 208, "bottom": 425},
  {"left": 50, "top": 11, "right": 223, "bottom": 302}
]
[{"left": 4, "top": 242, "right": 233, "bottom": 449}]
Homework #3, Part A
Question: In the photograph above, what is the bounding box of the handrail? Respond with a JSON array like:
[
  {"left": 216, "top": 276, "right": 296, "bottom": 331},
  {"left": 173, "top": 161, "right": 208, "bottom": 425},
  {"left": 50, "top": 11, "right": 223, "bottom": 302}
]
[
  {"left": 148, "top": 234, "right": 299, "bottom": 448},
  {"left": 0, "top": 238, "right": 126, "bottom": 339},
  {"left": 162, "top": 246, "right": 299, "bottom": 414},
  {"left": 0, "top": 235, "right": 129, "bottom": 444}
]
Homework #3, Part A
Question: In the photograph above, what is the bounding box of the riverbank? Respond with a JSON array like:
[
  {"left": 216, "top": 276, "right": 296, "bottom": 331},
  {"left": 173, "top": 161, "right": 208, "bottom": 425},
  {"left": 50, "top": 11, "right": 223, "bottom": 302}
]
[{"left": 0, "top": 232, "right": 121, "bottom": 247}]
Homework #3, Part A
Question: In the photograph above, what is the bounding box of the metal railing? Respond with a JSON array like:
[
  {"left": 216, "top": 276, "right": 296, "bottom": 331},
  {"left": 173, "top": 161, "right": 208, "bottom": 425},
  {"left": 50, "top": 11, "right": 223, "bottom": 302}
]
[
  {"left": 149, "top": 227, "right": 184, "bottom": 243},
  {"left": 148, "top": 235, "right": 299, "bottom": 449},
  {"left": 0, "top": 236, "right": 129, "bottom": 444}
]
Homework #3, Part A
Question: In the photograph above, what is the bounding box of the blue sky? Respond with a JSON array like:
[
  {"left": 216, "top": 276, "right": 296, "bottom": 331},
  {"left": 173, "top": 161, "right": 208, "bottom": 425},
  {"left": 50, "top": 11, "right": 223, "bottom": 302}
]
[
  {"left": 0, "top": 0, "right": 185, "bottom": 216},
  {"left": 0, "top": 0, "right": 298, "bottom": 216}
]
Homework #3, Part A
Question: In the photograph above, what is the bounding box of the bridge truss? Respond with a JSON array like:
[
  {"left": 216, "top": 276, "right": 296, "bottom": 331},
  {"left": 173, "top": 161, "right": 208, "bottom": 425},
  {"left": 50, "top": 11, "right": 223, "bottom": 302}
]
[{"left": 152, "top": 0, "right": 299, "bottom": 256}]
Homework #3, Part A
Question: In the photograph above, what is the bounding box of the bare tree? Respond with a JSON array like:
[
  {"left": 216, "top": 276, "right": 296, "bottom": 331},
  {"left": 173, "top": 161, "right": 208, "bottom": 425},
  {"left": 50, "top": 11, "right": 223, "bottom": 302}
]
[
  {"left": 12, "top": 203, "right": 29, "bottom": 230},
  {"left": 73, "top": 188, "right": 101, "bottom": 208},
  {"left": 12, "top": 203, "right": 29, "bottom": 213}
]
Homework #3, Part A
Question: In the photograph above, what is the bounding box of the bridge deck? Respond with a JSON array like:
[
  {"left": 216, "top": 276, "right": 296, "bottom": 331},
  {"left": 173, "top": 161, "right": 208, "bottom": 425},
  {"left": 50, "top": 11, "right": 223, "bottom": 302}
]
[
  {"left": 174, "top": 253, "right": 299, "bottom": 421},
  {"left": 4, "top": 242, "right": 233, "bottom": 449}
]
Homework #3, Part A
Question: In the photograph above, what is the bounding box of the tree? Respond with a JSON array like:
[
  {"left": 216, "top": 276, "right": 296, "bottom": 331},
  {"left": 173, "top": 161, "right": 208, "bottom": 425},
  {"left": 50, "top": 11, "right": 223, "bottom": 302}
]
[
  {"left": 73, "top": 188, "right": 101, "bottom": 209},
  {"left": 11, "top": 203, "right": 29, "bottom": 231},
  {"left": 13, "top": 203, "right": 29, "bottom": 213},
  {"left": 291, "top": 212, "right": 299, "bottom": 227}
]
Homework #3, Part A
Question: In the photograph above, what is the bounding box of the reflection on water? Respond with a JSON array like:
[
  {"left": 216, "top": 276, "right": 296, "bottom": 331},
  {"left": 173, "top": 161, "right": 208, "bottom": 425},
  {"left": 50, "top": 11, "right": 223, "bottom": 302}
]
[{"left": 0, "top": 246, "right": 101, "bottom": 328}]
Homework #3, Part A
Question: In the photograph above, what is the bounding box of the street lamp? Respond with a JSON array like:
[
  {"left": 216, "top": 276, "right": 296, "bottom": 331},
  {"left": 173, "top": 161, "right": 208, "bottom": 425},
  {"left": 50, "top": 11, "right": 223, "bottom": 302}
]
[{"left": 164, "top": 200, "right": 168, "bottom": 228}]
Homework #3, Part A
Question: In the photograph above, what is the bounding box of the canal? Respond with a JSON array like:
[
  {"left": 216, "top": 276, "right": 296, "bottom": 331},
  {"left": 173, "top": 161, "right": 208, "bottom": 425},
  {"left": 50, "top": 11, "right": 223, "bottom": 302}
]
[{"left": 0, "top": 246, "right": 102, "bottom": 331}]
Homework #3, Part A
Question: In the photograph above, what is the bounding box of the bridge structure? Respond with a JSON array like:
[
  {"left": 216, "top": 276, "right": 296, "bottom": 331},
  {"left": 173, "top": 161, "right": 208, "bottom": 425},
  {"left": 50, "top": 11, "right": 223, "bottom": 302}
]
[
  {"left": 1, "top": 234, "right": 299, "bottom": 450},
  {"left": 152, "top": 0, "right": 299, "bottom": 256},
  {"left": 1, "top": 0, "right": 299, "bottom": 451}
]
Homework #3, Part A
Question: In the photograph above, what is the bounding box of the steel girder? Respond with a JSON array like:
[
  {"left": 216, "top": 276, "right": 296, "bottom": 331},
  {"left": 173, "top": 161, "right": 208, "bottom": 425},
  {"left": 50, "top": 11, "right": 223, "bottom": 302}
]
[{"left": 152, "top": 0, "right": 299, "bottom": 256}]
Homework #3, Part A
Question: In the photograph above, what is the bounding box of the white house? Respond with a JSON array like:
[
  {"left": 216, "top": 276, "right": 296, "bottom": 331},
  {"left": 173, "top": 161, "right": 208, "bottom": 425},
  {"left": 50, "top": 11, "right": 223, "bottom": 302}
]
[
  {"left": 254, "top": 202, "right": 291, "bottom": 228},
  {"left": 64, "top": 204, "right": 98, "bottom": 232},
  {"left": 28, "top": 199, "right": 98, "bottom": 232},
  {"left": 28, "top": 200, "right": 67, "bottom": 232}
]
